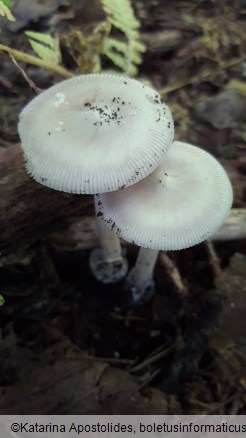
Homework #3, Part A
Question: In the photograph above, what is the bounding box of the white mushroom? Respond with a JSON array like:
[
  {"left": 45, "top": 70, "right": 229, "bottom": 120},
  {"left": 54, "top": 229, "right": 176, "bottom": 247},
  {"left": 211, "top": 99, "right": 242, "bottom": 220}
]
[
  {"left": 18, "top": 73, "right": 174, "bottom": 194},
  {"left": 18, "top": 73, "right": 174, "bottom": 284},
  {"left": 96, "top": 141, "right": 233, "bottom": 301}
]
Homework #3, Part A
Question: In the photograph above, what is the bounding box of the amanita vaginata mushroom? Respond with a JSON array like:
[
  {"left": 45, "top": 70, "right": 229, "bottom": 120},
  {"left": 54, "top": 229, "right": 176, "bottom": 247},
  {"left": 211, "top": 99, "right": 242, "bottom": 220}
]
[
  {"left": 96, "top": 141, "right": 233, "bottom": 301},
  {"left": 18, "top": 73, "right": 174, "bottom": 283}
]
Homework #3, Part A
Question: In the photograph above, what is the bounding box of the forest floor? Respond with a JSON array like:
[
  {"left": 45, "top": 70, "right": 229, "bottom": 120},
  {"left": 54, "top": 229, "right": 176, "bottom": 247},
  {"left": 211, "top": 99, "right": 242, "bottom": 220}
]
[{"left": 0, "top": 0, "right": 245, "bottom": 414}]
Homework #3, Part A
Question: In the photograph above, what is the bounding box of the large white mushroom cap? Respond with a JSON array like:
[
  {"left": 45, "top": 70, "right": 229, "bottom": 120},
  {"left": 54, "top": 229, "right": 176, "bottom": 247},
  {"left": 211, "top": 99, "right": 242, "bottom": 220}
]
[
  {"left": 96, "top": 141, "right": 233, "bottom": 250},
  {"left": 18, "top": 74, "right": 174, "bottom": 194}
]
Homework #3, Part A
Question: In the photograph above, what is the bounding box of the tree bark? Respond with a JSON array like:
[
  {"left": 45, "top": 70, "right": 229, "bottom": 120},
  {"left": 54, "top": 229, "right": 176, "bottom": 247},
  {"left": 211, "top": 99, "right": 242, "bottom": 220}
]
[{"left": 0, "top": 144, "right": 93, "bottom": 254}]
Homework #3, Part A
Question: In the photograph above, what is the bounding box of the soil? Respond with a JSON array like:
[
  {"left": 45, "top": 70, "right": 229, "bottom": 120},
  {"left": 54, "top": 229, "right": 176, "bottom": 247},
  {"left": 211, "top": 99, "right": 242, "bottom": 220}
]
[{"left": 0, "top": 0, "right": 245, "bottom": 414}]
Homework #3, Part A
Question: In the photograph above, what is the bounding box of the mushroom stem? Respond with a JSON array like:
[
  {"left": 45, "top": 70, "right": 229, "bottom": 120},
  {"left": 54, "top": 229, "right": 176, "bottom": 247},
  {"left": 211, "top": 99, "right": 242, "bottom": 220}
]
[
  {"left": 89, "top": 196, "right": 128, "bottom": 284},
  {"left": 95, "top": 215, "right": 123, "bottom": 263},
  {"left": 125, "top": 248, "right": 159, "bottom": 304}
]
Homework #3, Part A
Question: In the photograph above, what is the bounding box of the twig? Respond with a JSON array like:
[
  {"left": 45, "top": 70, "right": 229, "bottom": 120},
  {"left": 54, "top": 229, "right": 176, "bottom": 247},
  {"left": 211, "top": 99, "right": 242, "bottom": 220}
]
[
  {"left": 138, "top": 369, "right": 161, "bottom": 389},
  {"left": 144, "top": 342, "right": 171, "bottom": 360},
  {"left": 189, "top": 392, "right": 239, "bottom": 413},
  {"left": 130, "top": 342, "right": 175, "bottom": 373},
  {"left": 159, "top": 252, "right": 188, "bottom": 297},
  {"left": 0, "top": 43, "right": 73, "bottom": 78},
  {"left": 9, "top": 54, "right": 41, "bottom": 93},
  {"left": 160, "top": 57, "right": 246, "bottom": 95},
  {"left": 83, "top": 355, "right": 134, "bottom": 365},
  {"left": 204, "top": 240, "right": 222, "bottom": 277}
]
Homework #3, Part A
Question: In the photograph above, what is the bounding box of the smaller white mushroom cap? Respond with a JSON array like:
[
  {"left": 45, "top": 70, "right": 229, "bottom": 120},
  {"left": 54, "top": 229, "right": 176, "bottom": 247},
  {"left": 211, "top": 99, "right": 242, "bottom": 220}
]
[
  {"left": 96, "top": 141, "right": 233, "bottom": 250},
  {"left": 18, "top": 74, "right": 174, "bottom": 194}
]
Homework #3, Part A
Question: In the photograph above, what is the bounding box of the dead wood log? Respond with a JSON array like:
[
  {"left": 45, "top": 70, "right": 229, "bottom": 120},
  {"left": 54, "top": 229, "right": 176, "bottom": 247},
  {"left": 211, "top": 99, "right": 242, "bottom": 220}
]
[
  {"left": 49, "top": 208, "right": 246, "bottom": 254},
  {"left": 212, "top": 208, "right": 246, "bottom": 241},
  {"left": 0, "top": 144, "right": 93, "bottom": 254}
]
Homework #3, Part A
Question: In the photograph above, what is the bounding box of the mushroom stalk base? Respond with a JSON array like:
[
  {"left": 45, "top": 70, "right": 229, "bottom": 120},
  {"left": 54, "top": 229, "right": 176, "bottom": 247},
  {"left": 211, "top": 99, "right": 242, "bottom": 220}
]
[
  {"left": 124, "top": 248, "right": 159, "bottom": 304},
  {"left": 89, "top": 198, "right": 128, "bottom": 284},
  {"left": 89, "top": 247, "right": 128, "bottom": 284}
]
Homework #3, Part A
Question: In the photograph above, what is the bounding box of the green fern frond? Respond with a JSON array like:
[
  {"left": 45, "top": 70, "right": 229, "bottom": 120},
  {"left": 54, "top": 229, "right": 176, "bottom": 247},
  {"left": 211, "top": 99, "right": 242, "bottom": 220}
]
[
  {"left": 2, "top": 0, "right": 12, "bottom": 6},
  {"left": 101, "top": 0, "right": 145, "bottom": 76},
  {"left": 25, "top": 31, "right": 61, "bottom": 65},
  {"left": 0, "top": 0, "right": 15, "bottom": 21}
]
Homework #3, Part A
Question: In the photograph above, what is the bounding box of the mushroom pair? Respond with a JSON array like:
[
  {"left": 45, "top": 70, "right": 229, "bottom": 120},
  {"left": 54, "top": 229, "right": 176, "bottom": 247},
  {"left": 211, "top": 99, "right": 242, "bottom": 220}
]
[
  {"left": 18, "top": 73, "right": 233, "bottom": 303},
  {"left": 18, "top": 74, "right": 174, "bottom": 283},
  {"left": 96, "top": 141, "right": 233, "bottom": 303}
]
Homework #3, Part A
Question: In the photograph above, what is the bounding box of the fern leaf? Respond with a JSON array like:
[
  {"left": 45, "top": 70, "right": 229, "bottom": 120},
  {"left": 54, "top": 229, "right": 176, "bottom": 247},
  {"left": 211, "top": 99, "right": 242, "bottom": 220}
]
[
  {"left": 102, "top": 0, "right": 139, "bottom": 30},
  {"left": 101, "top": 0, "right": 145, "bottom": 76},
  {"left": 0, "top": 0, "right": 15, "bottom": 21},
  {"left": 104, "top": 37, "right": 128, "bottom": 55},
  {"left": 106, "top": 51, "right": 127, "bottom": 71},
  {"left": 25, "top": 31, "right": 61, "bottom": 65}
]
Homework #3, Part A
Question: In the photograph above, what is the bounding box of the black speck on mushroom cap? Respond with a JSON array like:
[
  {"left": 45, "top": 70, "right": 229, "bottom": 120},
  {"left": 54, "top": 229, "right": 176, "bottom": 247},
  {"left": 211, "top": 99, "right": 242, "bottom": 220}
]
[
  {"left": 97, "top": 141, "right": 233, "bottom": 250},
  {"left": 18, "top": 74, "right": 174, "bottom": 194}
]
